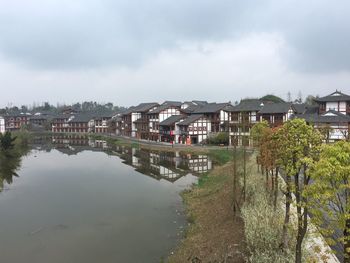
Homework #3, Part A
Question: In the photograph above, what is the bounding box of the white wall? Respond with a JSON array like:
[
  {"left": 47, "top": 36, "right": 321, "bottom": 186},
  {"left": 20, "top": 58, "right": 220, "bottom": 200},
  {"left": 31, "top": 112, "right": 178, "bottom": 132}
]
[
  {"left": 0, "top": 117, "right": 5, "bottom": 133},
  {"left": 326, "top": 101, "right": 347, "bottom": 114},
  {"left": 326, "top": 102, "right": 339, "bottom": 112},
  {"left": 131, "top": 112, "right": 141, "bottom": 137}
]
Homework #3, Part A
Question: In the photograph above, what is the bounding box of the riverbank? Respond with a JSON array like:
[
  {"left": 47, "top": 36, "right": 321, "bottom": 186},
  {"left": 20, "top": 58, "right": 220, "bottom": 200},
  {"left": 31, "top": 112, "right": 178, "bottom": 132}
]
[{"left": 168, "top": 153, "right": 247, "bottom": 263}]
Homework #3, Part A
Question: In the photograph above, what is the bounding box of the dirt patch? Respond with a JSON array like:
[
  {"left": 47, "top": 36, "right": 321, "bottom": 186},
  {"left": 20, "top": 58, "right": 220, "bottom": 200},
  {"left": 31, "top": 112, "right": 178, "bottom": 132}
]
[{"left": 168, "top": 162, "right": 247, "bottom": 263}]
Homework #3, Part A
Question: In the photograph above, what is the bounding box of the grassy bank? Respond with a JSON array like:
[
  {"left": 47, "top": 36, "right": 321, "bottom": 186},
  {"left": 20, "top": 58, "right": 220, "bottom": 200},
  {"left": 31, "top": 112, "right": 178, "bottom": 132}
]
[{"left": 168, "top": 153, "right": 247, "bottom": 263}]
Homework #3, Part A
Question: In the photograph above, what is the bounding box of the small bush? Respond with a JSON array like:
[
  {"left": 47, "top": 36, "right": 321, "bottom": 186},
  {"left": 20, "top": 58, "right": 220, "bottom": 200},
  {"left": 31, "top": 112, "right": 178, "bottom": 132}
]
[{"left": 207, "top": 132, "right": 229, "bottom": 145}]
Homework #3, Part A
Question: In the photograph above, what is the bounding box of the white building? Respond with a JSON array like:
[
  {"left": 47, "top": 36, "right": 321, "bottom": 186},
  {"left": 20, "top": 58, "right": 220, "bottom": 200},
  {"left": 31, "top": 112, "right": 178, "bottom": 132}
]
[
  {"left": 0, "top": 116, "right": 5, "bottom": 133},
  {"left": 147, "top": 102, "right": 183, "bottom": 141},
  {"left": 177, "top": 115, "right": 212, "bottom": 144}
]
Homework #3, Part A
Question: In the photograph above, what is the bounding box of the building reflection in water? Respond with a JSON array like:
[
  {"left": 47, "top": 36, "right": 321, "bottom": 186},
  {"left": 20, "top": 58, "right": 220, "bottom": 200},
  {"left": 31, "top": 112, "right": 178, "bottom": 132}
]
[
  {"left": 48, "top": 135, "right": 213, "bottom": 183},
  {"left": 113, "top": 145, "right": 212, "bottom": 183}
]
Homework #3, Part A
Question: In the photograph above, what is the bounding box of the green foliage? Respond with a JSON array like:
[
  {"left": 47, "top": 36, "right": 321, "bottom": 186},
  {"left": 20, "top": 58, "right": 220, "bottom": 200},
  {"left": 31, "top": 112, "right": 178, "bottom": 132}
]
[
  {"left": 276, "top": 119, "right": 322, "bottom": 177},
  {"left": 275, "top": 119, "right": 322, "bottom": 262},
  {"left": 307, "top": 141, "right": 350, "bottom": 259},
  {"left": 207, "top": 132, "right": 229, "bottom": 145},
  {"left": 208, "top": 149, "right": 234, "bottom": 165},
  {"left": 0, "top": 131, "right": 17, "bottom": 150},
  {"left": 316, "top": 124, "right": 333, "bottom": 143},
  {"left": 304, "top": 95, "right": 318, "bottom": 105},
  {"left": 0, "top": 133, "right": 30, "bottom": 192},
  {"left": 260, "top": 94, "right": 285, "bottom": 103},
  {"left": 250, "top": 120, "right": 269, "bottom": 146}
]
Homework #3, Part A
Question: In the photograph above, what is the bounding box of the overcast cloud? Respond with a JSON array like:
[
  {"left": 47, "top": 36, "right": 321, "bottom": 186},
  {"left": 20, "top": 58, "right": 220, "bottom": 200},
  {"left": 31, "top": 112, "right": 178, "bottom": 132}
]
[{"left": 0, "top": 0, "right": 349, "bottom": 107}]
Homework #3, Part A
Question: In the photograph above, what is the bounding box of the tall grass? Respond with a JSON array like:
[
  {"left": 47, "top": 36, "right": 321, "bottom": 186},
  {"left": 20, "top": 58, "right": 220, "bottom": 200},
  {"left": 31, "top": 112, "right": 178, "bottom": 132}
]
[{"left": 241, "top": 163, "right": 295, "bottom": 263}]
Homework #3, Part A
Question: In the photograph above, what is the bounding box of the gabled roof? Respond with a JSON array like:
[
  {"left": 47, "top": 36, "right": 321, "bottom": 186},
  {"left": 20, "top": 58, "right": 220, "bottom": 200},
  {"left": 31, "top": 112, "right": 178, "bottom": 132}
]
[
  {"left": 292, "top": 103, "right": 307, "bottom": 114},
  {"left": 295, "top": 110, "right": 350, "bottom": 123},
  {"left": 314, "top": 90, "right": 350, "bottom": 102},
  {"left": 133, "top": 102, "right": 159, "bottom": 113},
  {"left": 4, "top": 112, "right": 31, "bottom": 117},
  {"left": 192, "top": 103, "right": 233, "bottom": 114},
  {"left": 177, "top": 114, "right": 205, "bottom": 126},
  {"left": 231, "top": 99, "right": 264, "bottom": 112},
  {"left": 162, "top": 101, "right": 182, "bottom": 107},
  {"left": 68, "top": 114, "right": 94, "bottom": 123},
  {"left": 147, "top": 104, "right": 181, "bottom": 114},
  {"left": 192, "top": 100, "right": 208, "bottom": 106},
  {"left": 182, "top": 104, "right": 202, "bottom": 114},
  {"left": 159, "top": 115, "right": 186, "bottom": 126},
  {"left": 304, "top": 105, "right": 319, "bottom": 114},
  {"left": 259, "top": 102, "right": 293, "bottom": 114},
  {"left": 121, "top": 107, "right": 136, "bottom": 115}
]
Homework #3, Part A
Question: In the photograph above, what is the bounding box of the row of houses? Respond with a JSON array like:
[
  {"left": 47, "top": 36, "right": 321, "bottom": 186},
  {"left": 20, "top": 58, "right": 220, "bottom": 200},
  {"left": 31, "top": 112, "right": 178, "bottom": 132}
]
[
  {"left": 111, "top": 90, "right": 350, "bottom": 145},
  {"left": 0, "top": 109, "right": 115, "bottom": 135},
  {"left": 1, "top": 90, "right": 350, "bottom": 145}
]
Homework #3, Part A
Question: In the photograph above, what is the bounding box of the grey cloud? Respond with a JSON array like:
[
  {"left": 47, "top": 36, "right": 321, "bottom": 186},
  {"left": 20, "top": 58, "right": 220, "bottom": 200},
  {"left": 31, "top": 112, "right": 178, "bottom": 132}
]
[{"left": 0, "top": 0, "right": 349, "bottom": 72}]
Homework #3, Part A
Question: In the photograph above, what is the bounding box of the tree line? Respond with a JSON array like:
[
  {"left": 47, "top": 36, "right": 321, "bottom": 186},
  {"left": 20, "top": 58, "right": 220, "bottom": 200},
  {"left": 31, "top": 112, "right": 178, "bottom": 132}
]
[
  {"left": 0, "top": 101, "right": 127, "bottom": 114},
  {"left": 251, "top": 119, "right": 350, "bottom": 262}
]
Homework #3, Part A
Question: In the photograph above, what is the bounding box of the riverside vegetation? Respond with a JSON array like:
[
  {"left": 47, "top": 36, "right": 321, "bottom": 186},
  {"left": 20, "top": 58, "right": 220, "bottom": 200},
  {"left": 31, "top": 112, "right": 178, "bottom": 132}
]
[
  {"left": 0, "top": 131, "right": 31, "bottom": 192},
  {"left": 1, "top": 128, "right": 349, "bottom": 262},
  {"left": 170, "top": 118, "right": 349, "bottom": 263}
]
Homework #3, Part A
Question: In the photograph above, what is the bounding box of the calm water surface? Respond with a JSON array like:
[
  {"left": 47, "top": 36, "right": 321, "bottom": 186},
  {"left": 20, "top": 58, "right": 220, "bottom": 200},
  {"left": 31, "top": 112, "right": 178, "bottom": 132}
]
[{"left": 0, "top": 136, "right": 213, "bottom": 263}]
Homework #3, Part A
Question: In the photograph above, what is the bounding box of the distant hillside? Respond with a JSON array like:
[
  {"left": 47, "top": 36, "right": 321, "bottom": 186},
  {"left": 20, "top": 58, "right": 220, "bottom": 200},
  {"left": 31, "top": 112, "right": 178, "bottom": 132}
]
[{"left": 260, "top": 94, "right": 285, "bottom": 103}]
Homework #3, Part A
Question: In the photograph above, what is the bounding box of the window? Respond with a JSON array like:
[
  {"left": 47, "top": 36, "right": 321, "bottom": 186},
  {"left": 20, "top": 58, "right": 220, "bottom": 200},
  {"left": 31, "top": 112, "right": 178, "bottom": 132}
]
[{"left": 231, "top": 113, "right": 239, "bottom": 121}]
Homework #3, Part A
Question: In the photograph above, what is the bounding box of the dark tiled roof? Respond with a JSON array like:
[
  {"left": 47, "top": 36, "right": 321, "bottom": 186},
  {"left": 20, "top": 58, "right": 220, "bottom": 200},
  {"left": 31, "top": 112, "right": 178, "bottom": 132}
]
[
  {"left": 177, "top": 115, "right": 205, "bottom": 126},
  {"left": 121, "top": 107, "right": 136, "bottom": 115},
  {"left": 182, "top": 104, "right": 202, "bottom": 114},
  {"left": 231, "top": 99, "right": 264, "bottom": 112},
  {"left": 30, "top": 114, "right": 54, "bottom": 120},
  {"left": 192, "top": 100, "right": 208, "bottom": 106},
  {"left": 133, "top": 102, "right": 159, "bottom": 112},
  {"left": 192, "top": 103, "right": 233, "bottom": 114},
  {"left": 259, "top": 102, "right": 293, "bottom": 114},
  {"left": 159, "top": 115, "right": 186, "bottom": 126},
  {"left": 69, "top": 115, "right": 94, "bottom": 122},
  {"left": 314, "top": 91, "right": 350, "bottom": 102},
  {"left": 162, "top": 101, "right": 182, "bottom": 107},
  {"left": 147, "top": 104, "right": 181, "bottom": 114},
  {"left": 304, "top": 105, "right": 319, "bottom": 114},
  {"left": 295, "top": 110, "right": 350, "bottom": 123},
  {"left": 112, "top": 116, "right": 122, "bottom": 122},
  {"left": 292, "top": 103, "right": 307, "bottom": 114},
  {"left": 4, "top": 112, "right": 31, "bottom": 117}
]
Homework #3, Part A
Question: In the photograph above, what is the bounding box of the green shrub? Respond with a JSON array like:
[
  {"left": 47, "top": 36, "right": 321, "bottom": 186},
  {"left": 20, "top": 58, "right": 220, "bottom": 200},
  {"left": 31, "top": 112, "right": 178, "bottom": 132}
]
[
  {"left": 207, "top": 132, "right": 229, "bottom": 145},
  {"left": 0, "top": 132, "right": 16, "bottom": 150}
]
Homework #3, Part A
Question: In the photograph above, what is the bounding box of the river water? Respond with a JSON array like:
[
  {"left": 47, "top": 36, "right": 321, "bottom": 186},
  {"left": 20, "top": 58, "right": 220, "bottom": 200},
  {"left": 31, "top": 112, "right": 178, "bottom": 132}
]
[{"left": 0, "top": 135, "right": 213, "bottom": 263}]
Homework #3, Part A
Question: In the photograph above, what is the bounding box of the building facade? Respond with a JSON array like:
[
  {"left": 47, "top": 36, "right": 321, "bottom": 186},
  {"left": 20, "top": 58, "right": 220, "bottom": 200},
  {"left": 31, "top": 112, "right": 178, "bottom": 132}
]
[
  {"left": 177, "top": 115, "right": 212, "bottom": 145},
  {"left": 148, "top": 102, "right": 183, "bottom": 141},
  {"left": 4, "top": 114, "right": 31, "bottom": 131},
  {"left": 0, "top": 116, "right": 5, "bottom": 133}
]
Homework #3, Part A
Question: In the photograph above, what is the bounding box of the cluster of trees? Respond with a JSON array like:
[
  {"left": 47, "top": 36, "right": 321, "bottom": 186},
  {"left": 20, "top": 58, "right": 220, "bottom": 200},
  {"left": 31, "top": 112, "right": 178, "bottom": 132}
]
[
  {"left": 0, "top": 131, "right": 16, "bottom": 150},
  {"left": 0, "top": 101, "right": 127, "bottom": 115},
  {"left": 0, "top": 131, "right": 31, "bottom": 192},
  {"left": 251, "top": 119, "right": 350, "bottom": 262},
  {"left": 285, "top": 91, "right": 320, "bottom": 105}
]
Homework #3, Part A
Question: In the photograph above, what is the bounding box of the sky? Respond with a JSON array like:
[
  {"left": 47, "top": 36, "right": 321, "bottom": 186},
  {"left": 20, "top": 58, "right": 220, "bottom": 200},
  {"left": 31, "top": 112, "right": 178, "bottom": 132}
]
[{"left": 0, "top": 0, "right": 349, "bottom": 108}]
